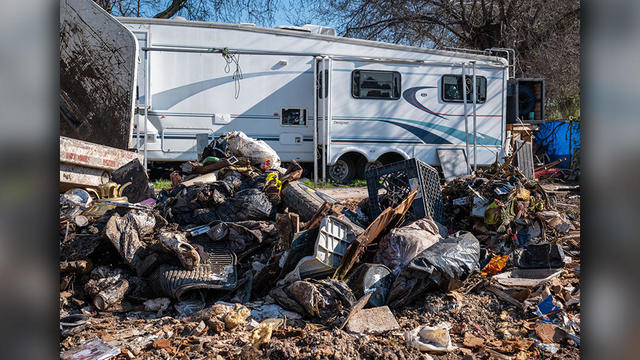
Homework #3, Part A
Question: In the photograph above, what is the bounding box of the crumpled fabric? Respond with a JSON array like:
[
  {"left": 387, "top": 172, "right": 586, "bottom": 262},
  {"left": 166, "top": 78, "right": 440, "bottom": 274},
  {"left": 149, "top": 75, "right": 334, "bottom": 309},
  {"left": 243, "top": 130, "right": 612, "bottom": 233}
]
[
  {"left": 105, "top": 211, "right": 155, "bottom": 276},
  {"left": 270, "top": 279, "right": 355, "bottom": 326},
  {"left": 387, "top": 231, "right": 480, "bottom": 308},
  {"left": 215, "top": 188, "right": 275, "bottom": 222},
  {"left": 207, "top": 220, "right": 278, "bottom": 252},
  {"left": 374, "top": 218, "right": 446, "bottom": 275}
]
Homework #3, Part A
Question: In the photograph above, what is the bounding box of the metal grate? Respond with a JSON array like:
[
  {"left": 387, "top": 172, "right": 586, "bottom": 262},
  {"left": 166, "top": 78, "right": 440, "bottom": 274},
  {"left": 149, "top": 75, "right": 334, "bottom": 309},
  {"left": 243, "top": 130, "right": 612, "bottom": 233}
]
[
  {"left": 515, "top": 140, "right": 535, "bottom": 179},
  {"left": 365, "top": 158, "right": 444, "bottom": 223}
]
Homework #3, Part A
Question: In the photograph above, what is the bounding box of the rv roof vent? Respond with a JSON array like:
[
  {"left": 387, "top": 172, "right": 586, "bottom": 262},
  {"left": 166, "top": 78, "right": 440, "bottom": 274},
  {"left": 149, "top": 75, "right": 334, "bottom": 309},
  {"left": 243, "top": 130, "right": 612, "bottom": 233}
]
[
  {"left": 239, "top": 23, "right": 256, "bottom": 27},
  {"left": 275, "top": 25, "right": 312, "bottom": 33},
  {"left": 302, "top": 24, "right": 337, "bottom": 36},
  {"left": 172, "top": 16, "right": 187, "bottom": 21}
]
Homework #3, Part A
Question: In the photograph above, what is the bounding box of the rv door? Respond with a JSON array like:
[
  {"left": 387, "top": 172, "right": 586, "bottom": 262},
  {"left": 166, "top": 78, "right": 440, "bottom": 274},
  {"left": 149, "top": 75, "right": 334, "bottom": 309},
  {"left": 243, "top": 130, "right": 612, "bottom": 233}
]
[{"left": 315, "top": 57, "right": 333, "bottom": 184}]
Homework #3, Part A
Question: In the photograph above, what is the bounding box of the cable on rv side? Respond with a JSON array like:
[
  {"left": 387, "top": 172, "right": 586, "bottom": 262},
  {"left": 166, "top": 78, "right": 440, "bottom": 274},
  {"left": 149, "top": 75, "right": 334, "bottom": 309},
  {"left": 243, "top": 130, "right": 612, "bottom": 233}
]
[{"left": 221, "top": 47, "right": 243, "bottom": 99}]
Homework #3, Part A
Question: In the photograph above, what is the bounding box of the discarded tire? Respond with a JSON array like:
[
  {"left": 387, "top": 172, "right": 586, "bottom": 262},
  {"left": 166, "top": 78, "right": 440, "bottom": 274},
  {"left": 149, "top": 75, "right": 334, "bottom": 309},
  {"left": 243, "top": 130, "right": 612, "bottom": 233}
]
[{"left": 281, "top": 181, "right": 325, "bottom": 222}]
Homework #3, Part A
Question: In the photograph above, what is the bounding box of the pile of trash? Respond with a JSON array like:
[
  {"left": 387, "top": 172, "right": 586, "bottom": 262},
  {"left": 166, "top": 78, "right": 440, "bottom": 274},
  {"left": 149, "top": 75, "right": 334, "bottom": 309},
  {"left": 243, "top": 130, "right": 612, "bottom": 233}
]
[{"left": 59, "top": 132, "right": 580, "bottom": 359}]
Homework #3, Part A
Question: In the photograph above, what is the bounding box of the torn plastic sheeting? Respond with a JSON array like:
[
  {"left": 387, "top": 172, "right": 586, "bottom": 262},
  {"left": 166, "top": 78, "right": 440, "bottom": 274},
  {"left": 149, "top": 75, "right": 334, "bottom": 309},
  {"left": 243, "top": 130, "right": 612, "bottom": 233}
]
[
  {"left": 270, "top": 279, "right": 356, "bottom": 326},
  {"left": 225, "top": 131, "right": 281, "bottom": 170},
  {"left": 174, "top": 297, "right": 206, "bottom": 319},
  {"left": 250, "top": 318, "right": 284, "bottom": 349},
  {"left": 387, "top": 232, "right": 480, "bottom": 308},
  {"left": 374, "top": 218, "right": 445, "bottom": 276},
  {"left": 405, "top": 322, "right": 456, "bottom": 353},
  {"left": 536, "top": 294, "right": 561, "bottom": 320},
  {"left": 215, "top": 188, "right": 275, "bottom": 222},
  {"left": 60, "top": 188, "right": 93, "bottom": 220},
  {"left": 249, "top": 303, "right": 302, "bottom": 322},
  {"left": 481, "top": 254, "right": 508, "bottom": 276}
]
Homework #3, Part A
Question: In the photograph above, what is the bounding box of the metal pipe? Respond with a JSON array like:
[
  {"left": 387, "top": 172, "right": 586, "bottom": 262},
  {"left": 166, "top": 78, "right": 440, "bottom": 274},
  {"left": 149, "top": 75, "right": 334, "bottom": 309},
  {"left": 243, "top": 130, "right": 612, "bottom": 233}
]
[
  {"left": 321, "top": 57, "right": 327, "bottom": 185},
  {"left": 327, "top": 58, "right": 333, "bottom": 176},
  {"left": 472, "top": 61, "right": 478, "bottom": 172},
  {"left": 140, "top": 46, "right": 505, "bottom": 68},
  {"left": 144, "top": 49, "right": 150, "bottom": 171},
  {"left": 486, "top": 47, "right": 516, "bottom": 78},
  {"left": 461, "top": 63, "right": 470, "bottom": 174},
  {"left": 313, "top": 57, "right": 318, "bottom": 187}
]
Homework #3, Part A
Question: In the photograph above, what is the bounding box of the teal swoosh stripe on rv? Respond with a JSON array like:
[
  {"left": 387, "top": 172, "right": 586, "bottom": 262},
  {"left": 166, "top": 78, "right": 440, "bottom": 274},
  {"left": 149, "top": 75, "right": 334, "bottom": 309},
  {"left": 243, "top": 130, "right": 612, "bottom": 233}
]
[{"left": 333, "top": 116, "right": 501, "bottom": 146}]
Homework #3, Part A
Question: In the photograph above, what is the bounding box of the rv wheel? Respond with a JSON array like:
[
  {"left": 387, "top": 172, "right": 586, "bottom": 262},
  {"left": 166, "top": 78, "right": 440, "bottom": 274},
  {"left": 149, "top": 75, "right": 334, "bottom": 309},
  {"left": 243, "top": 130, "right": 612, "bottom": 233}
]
[
  {"left": 364, "top": 160, "right": 383, "bottom": 175},
  {"left": 328, "top": 158, "right": 355, "bottom": 184}
]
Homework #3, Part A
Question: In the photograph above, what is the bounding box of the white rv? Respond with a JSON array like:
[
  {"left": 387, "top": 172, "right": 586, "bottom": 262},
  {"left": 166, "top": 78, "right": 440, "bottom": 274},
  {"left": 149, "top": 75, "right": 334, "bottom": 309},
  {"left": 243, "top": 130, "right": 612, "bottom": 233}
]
[{"left": 119, "top": 17, "right": 510, "bottom": 183}]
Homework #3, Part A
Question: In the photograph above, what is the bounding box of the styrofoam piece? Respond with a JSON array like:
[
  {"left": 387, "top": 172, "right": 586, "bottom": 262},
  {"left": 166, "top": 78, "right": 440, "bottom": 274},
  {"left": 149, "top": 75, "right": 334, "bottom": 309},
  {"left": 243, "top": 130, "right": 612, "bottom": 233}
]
[{"left": 492, "top": 268, "right": 563, "bottom": 288}]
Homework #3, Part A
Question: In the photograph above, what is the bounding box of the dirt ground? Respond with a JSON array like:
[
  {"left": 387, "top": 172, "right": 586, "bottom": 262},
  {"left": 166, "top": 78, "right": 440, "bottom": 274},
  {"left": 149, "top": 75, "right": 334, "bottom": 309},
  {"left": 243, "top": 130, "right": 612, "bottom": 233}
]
[
  {"left": 313, "top": 186, "right": 369, "bottom": 202},
  {"left": 60, "top": 179, "right": 580, "bottom": 360}
]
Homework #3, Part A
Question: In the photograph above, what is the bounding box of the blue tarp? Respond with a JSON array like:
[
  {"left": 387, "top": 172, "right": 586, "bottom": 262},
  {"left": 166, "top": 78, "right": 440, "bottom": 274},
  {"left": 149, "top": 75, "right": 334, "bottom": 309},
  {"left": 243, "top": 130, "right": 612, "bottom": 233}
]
[{"left": 535, "top": 120, "right": 581, "bottom": 168}]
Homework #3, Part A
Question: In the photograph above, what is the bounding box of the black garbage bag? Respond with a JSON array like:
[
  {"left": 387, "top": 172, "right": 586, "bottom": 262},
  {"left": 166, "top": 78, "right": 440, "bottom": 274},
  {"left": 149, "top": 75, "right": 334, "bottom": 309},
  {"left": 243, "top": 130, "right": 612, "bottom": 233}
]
[
  {"left": 159, "top": 182, "right": 233, "bottom": 225},
  {"left": 111, "top": 159, "right": 155, "bottom": 203},
  {"left": 215, "top": 188, "right": 275, "bottom": 222},
  {"left": 191, "top": 208, "right": 218, "bottom": 225},
  {"left": 270, "top": 279, "right": 356, "bottom": 326},
  {"left": 387, "top": 231, "right": 480, "bottom": 308},
  {"left": 513, "top": 243, "right": 565, "bottom": 268},
  {"left": 207, "top": 220, "right": 278, "bottom": 252},
  {"left": 200, "top": 134, "right": 228, "bottom": 161}
]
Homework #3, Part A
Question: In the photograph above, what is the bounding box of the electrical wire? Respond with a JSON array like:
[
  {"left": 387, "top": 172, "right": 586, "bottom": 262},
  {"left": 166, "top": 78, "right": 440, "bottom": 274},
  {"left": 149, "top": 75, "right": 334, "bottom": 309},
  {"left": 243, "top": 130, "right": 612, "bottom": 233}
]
[{"left": 221, "top": 47, "right": 243, "bottom": 99}]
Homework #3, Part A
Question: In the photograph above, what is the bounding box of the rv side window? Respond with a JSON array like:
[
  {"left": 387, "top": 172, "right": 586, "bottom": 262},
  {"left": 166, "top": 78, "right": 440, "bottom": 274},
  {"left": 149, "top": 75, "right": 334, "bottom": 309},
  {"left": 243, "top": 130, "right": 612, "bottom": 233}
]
[
  {"left": 351, "top": 70, "right": 401, "bottom": 100},
  {"left": 281, "top": 108, "right": 307, "bottom": 126},
  {"left": 441, "top": 75, "right": 487, "bottom": 103}
]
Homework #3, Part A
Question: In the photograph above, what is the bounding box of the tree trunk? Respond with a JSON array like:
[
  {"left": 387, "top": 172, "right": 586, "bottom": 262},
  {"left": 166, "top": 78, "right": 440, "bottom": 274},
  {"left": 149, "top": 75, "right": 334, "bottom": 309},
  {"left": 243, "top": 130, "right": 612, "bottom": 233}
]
[{"left": 153, "top": 0, "right": 188, "bottom": 19}]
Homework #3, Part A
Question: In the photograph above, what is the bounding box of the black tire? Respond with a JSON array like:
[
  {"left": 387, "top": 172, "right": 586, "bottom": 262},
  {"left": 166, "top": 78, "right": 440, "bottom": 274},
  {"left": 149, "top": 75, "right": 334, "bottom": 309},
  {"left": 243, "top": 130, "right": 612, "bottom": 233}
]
[
  {"left": 363, "top": 160, "right": 383, "bottom": 176},
  {"left": 328, "top": 158, "right": 356, "bottom": 184},
  {"left": 281, "top": 180, "right": 326, "bottom": 222}
]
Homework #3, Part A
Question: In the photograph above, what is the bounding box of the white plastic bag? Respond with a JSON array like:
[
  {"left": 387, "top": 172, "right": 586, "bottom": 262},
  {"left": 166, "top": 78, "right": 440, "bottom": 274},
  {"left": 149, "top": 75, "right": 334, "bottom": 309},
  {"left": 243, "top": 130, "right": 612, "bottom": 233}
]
[
  {"left": 405, "top": 322, "right": 456, "bottom": 353},
  {"left": 226, "top": 131, "right": 281, "bottom": 170}
]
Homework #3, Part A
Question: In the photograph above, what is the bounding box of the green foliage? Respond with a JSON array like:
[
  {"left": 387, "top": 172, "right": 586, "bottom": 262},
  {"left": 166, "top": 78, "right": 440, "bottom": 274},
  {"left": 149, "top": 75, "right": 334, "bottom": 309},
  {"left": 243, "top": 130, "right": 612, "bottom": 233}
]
[
  {"left": 548, "top": 95, "right": 580, "bottom": 121},
  {"left": 153, "top": 178, "right": 172, "bottom": 190},
  {"left": 302, "top": 178, "right": 367, "bottom": 188}
]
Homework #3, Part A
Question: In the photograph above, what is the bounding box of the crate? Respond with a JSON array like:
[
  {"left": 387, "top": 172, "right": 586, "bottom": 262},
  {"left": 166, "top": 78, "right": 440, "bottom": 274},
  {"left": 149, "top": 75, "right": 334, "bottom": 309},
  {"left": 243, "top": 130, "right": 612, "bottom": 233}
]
[{"left": 365, "top": 158, "right": 444, "bottom": 224}]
